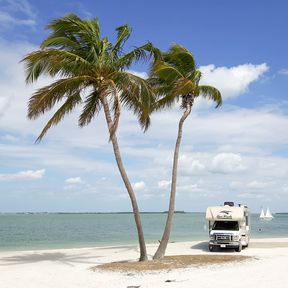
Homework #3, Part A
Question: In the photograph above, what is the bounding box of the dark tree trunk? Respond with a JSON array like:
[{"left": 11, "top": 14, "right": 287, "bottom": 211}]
[
  {"left": 153, "top": 102, "right": 192, "bottom": 259},
  {"left": 101, "top": 96, "right": 148, "bottom": 261}
]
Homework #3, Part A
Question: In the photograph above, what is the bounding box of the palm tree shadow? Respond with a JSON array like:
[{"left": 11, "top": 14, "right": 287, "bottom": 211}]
[{"left": 0, "top": 251, "right": 103, "bottom": 267}]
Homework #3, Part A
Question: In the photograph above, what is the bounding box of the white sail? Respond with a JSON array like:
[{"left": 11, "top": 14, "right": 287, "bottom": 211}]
[
  {"left": 259, "top": 207, "right": 273, "bottom": 221},
  {"left": 259, "top": 208, "right": 265, "bottom": 219},
  {"left": 265, "top": 208, "right": 273, "bottom": 219}
]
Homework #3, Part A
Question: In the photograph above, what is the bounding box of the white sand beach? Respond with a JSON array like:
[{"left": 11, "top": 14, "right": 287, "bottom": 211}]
[{"left": 1, "top": 238, "right": 288, "bottom": 288}]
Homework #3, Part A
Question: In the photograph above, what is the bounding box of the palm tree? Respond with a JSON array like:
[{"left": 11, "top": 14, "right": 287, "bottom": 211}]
[
  {"left": 150, "top": 44, "right": 222, "bottom": 259},
  {"left": 22, "top": 14, "right": 160, "bottom": 261}
]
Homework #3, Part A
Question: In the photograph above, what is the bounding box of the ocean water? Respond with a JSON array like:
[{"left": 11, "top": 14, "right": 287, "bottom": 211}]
[{"left": 0, "top": 213, "right": 287, "bottom": 251}]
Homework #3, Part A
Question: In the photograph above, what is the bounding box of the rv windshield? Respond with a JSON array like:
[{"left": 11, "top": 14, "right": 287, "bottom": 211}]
[{"left": 212, "top": 221, "right": 239, "bottom": 231}]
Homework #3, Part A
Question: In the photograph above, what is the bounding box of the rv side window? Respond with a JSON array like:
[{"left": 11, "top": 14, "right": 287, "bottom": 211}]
[{"left": 212, "top": 221, "right": 239, "bottom": 231}]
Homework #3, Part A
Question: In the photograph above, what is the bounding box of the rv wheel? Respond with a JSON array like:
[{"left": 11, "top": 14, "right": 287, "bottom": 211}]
[
  {"left": 209, "top": 245, "right": 214, "bottom": 252},
  {"left": 235, "top": 243, "right": 242, "bottom": 252}
]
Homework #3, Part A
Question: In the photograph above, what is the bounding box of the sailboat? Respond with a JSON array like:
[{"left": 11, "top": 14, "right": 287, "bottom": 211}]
[
  {"left": 259, "top": 207, "right": 273, "bottom": 221},
  {"left": 259, "top": 208, "right": 265, "bottom": 219},
  {"left": 265, "top": 208, "right": 273, "bottom": 220}
]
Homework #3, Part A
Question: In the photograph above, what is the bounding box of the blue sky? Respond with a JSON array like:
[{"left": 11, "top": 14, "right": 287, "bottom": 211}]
[{"left": 0, "top": 0, "right": 287, "bottom": 213}]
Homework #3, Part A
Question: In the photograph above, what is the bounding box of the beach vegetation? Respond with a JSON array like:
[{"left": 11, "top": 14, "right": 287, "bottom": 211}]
[
  {"left": 149, "top": 44, "right": 222, "bottom": 259},
  {"left": 95, "top": 254, "right": 251, "bottom": 272},
  {"left": 22, "top": 14, "right": 160, "bottom": 261}
]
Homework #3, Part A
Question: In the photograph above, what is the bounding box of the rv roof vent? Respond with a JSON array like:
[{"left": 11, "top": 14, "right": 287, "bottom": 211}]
[{"left": 224, "top": 201, "right": 234, "bottom": 207}]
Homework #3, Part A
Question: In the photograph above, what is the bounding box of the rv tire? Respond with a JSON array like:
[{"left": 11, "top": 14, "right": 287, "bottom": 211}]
[
  {"left": 209, "top": 245, "right": 214, "bottom": 252},
  {"left": 235, "top": 243, "right": 242, "bottom": 252}
]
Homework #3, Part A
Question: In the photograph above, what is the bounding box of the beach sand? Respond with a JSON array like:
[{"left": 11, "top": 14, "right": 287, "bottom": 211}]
[{"left": 0, "top": 238, "right": 288, "bottom": 288}]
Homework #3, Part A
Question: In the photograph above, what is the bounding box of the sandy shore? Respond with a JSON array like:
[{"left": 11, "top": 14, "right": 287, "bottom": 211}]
[{"left": 1, "top": 238, "right": 288, "bottom": 288}]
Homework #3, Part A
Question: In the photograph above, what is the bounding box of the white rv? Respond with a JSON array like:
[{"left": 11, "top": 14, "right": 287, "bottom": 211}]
[{"left": 206, "top": 202, "right": 250, "bottom": 252}]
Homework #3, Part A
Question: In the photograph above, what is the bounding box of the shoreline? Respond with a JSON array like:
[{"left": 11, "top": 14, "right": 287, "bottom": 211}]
[
  {"left": 1, "top": 236, "right": 288, "bottom": 253},
  {"left": 1, "top": 238, "right": 288, "bottom": 288}
]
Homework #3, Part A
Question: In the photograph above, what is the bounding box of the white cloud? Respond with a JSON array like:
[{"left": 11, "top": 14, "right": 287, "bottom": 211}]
[
  {"left": 229, "top": 181, "right": 242, "bottom": 189},
  {"left": 0, "top": 0, "right": 36, "bottom": 28},
  {"left": 238, "top": 192, "right": 265, "bottom": 199},
  {"left": 178, "top": 183, "right": 203, "bottom": 193},
  {"left": 65, "top": 177, "right": 85, "bottom": 185},
  {"left": 1, "top": 36, "right": 288, "bottom": 212},
  {"left": 211, "top": 153, "right": 246, "bottom": 174},
  {"left": 0, "top": 169, "right": 45, "bottom": 181},
  {"left": 0, "top": 95, "right": 11, "bottom": 117},
  {"left": 1, "top": 134, "right": 18, "bottom": 142},
  {"left": 176, "top": 155, "right": 207, "bottom": 176},
  {"left": 278, "top": 69, "right": 288, "bottom": 75},
  {"left": 0, "top": 11, "right": 35, "bottom": 27},
  {"left": 158, "top": 180, "right": 171, "bottom": 189},
  {"left": 133, "top": 181, "right": 146, "bottom": 191},
  {"left": 246, "top": 181, "right": 271, "bottom": 189},
  {"left": 200, "top": 63, "right": 269, "bottom": 99}
]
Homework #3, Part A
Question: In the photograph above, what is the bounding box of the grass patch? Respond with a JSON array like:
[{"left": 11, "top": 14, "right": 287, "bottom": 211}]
[{"left": 94, "top": 255, "right": 252, "bottom": 272}]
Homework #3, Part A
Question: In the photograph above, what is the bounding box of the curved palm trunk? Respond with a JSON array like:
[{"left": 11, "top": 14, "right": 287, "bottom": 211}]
[
  {"left": 153, "top": 103, "right": 192, "bottom": 260},
  {"left": 101, "top": 96, "right": 148, "bottom": 261}
]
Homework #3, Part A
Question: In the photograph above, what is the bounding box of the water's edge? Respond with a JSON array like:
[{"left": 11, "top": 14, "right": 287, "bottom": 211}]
[{"left": 0, "top": 213, "right": 287, "bottom": 251}]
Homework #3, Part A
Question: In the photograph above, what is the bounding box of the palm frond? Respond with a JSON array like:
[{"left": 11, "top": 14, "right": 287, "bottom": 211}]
[
  {"left": 198, "top": 85, "right": 222, "bottom": 107},
  {"left": 45, "top": 14, "right": 101, "bottom": 49},
  {"left": 78, "top": 90, "right": 102, "bottom": 127},
  {"left": 42, "top": 14, "right": 103, "bottom": 65},
  {"left": 113, "top": 71, "right": 154, "bottom": 130},
  {"left": 23, "top": 14, "right": 160, "bottom": 144},
  {"left": 22, "top": 49, "right": 93, "bottom": 83},
  {"left": 152, "top": 60, "right": 183, "bottom": 83},
  {"left": 164, "top": 44, "right": 196, "bottom": 76},
  {"left": 117, "top": 42, "right": 161, "bottom": 69},
  {"left": 35, "top": 92, "right": 81, "bottom": 142},
  {"left": 171, "top": 78, "right": 197, "bottom": 97},
  {"left": 28, "top": 76, "right": 93, "bottom": 119},
  {"left": 148, "top": 43, "right": 222, "bottom": 113},
  {"left": 112, "top": 25, "right": 131, "bottom": 55}
]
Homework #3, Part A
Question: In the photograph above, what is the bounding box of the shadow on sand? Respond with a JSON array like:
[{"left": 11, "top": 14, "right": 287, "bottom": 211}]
[
  {"left": 0, "top": 251, "right": 103, "bottom": 266},
  {"left": 190, "top": 241, "right": 209, "bottom": 252}
]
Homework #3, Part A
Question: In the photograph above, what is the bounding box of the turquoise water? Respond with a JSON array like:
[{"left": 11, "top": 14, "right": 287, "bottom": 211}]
[{"left": 0, "top": 213, "right": 287, "bottom": 251}]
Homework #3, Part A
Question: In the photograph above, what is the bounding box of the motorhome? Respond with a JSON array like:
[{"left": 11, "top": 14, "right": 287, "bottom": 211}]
[{"left": 206, "top": 202, "right": 250, "bottom": 252}]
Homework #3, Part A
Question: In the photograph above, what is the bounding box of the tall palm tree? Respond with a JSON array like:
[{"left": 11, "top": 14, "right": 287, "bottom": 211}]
[
  {"left": 22, "top": 14, "right": 160, "bottom": 261},
  {"left": 150, "top": 44, "right": 222, "bottom": 259}
]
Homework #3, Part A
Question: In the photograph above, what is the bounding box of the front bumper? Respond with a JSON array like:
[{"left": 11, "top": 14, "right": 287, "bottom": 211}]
[{"left": 209, "top": 241, "right": 240, "bottom": 248}]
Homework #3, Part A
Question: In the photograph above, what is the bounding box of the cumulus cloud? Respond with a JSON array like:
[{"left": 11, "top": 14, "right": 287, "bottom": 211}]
[
  {"left": 65, "top": 177, "right": 85, "bottom": 185},
  {"left": 200, "top": 63, "right": 269, "bottom": 99},
  {"left": 0, "top": 169, "right": 45, "bottom": 181},
  {"left": 211, "top": 153, "right": 246, "bottom": 174},
  {"left": 158, "top": 180, "right": 171, "bottom": 189},
  {"left": 0, "top": 34, "right": 287, "bottom": 211},
  {"left": 133, "top": 181, "right": 146, "bottom": 191},
  {"left": 178, "top": 155, "right": 206, "bottom": 175}
]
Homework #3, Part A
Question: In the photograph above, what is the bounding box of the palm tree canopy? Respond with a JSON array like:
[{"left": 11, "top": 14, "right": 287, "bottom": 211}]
[
  {"left": 149, "top": 44, "right": 222, "bottom": 111},
  {"left": 22, "top": 14, "right": 160, "bottom": 142}
]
